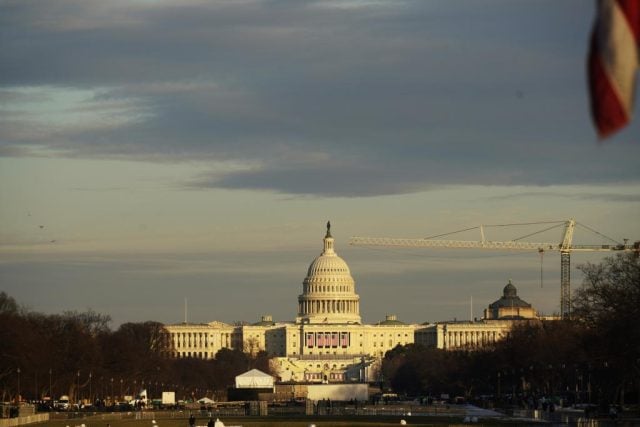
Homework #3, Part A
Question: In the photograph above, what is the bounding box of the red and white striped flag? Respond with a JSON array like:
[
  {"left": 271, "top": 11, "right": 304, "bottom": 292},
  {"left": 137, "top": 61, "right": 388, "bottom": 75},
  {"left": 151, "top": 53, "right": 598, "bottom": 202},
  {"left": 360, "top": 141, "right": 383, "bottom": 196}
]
[{"left": 588, "top": 0, "right": 639, "bottom": 138}]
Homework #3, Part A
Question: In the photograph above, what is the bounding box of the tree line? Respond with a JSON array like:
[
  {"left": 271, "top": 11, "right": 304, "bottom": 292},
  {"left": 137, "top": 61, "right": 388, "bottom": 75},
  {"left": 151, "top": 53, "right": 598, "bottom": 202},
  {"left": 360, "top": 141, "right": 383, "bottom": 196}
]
[
  {"left": 381, "top": 253, "right": 640, "bottom": 408},
  {"left": 0, "top": 294, "right": 269, "bottom": 404}
]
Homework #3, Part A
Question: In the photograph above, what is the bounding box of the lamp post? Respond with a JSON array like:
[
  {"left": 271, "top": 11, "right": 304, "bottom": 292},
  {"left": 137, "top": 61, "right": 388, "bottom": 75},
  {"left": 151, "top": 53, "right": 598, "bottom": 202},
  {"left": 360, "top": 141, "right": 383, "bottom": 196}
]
[
  {"left": 120, "top": 378, "right": 123, "bottom": 400},
  {"left": 17, "top": 367, "right": 21, "bottom": 404},
  {"left": 89, "top": 372, "right": 92, "bottom": 404},
  {"left": 77, "top": 371, "right": 80, "bottom": 406},
  {"left": 49, "top": 369, "right": 52, "bottom": 401},
  {"left": 110, "top": 378, "right": 114, "bottom": 405},
  {"left": 155, "top": 366, "right": 160, "bottom": 399}
]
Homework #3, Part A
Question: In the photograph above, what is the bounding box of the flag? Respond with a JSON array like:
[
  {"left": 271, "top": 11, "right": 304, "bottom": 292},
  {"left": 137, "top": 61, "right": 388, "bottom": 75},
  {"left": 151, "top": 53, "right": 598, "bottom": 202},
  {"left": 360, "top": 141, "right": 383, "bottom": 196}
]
[
  {"left": 588, "top": 0, "right": 639, "bottom": 138},
  {"left": 306, "top": 332, "right": 315, "bottom": 348},
  {"left": 331, "top": 332, "right": 339, "bottom": 347},
  {"left": 340, "top": 332, "right": 349, "bottom": 348}
]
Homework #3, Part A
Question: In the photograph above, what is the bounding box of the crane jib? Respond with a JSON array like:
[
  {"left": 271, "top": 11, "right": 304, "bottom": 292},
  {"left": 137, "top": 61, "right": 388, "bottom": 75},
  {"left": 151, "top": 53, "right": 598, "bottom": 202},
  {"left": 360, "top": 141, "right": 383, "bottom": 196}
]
[{"left": 350, "top": 219, "right": 638, "bottom": 321}]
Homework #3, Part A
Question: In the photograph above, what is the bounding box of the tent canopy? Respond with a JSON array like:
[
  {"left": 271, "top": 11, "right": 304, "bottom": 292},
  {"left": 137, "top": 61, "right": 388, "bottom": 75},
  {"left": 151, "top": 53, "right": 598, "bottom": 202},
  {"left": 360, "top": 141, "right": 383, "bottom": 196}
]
[
  {"left": 198, "top": 397, "right": 215, "bottom": 404},
  {"left": 235, "top": 369, "right": 274, "bottom": 389}
]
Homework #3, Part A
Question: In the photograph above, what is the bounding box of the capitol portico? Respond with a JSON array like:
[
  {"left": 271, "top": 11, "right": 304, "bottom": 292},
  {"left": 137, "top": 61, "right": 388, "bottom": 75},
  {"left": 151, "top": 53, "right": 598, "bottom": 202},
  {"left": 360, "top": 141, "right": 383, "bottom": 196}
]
[{"left": 162, "top": 222, "right": 547, "bottom": 383}]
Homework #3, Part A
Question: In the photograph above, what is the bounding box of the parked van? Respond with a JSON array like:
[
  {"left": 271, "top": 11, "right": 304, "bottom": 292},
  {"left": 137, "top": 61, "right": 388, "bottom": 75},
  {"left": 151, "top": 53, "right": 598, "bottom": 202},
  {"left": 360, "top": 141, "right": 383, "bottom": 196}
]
[{"left": 56, "top": 396, "right": 70, "bottom": 410}]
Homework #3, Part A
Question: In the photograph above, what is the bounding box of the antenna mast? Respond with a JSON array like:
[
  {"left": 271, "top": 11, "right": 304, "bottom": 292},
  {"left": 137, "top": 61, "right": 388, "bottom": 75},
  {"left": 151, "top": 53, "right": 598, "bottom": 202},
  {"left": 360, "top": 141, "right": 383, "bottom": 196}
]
[{"left": 184, "top": 297, "right": 188, "bottom": 324}]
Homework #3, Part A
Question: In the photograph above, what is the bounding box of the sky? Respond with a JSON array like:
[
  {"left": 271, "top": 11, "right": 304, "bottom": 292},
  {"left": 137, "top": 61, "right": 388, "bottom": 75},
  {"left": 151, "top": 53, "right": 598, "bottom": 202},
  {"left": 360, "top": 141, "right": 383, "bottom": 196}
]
[{"left": 1, "top": 0, "right": 639, "bottom": 328}]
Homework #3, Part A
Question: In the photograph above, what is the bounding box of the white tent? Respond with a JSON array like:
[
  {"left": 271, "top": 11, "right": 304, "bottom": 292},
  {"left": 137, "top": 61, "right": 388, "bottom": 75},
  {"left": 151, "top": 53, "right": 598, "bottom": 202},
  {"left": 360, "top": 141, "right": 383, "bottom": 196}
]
[
  {"left": 234, "top": 369, "right": 274, "bottom": 389},
  {"left": 198, "top": 397, "right": 215, "bottom": 404}
]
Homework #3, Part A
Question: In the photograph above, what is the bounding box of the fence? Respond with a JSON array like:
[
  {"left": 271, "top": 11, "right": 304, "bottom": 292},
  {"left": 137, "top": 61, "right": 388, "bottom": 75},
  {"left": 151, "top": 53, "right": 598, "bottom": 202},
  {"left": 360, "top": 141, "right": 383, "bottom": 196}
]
[{"left": 0, "top": 414, "right": 49, "bottom": 427}]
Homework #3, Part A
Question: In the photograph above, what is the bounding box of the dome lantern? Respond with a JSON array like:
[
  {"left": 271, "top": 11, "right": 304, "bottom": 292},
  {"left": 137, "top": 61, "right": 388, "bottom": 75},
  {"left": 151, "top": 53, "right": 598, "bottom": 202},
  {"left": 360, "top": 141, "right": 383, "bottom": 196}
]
[{"left": 503, "top": 280, "right": 517, "bottom": 298}]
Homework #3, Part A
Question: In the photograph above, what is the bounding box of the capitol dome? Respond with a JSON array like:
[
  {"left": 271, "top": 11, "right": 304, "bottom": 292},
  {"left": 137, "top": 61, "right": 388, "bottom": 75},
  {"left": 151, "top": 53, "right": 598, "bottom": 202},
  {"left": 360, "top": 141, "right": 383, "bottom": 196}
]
[
  {"left": 297, "top": 222, "right": 361, "bottom": 324},
  {"left": 306, "top": 245, "right": 352, "bottom": 277}
]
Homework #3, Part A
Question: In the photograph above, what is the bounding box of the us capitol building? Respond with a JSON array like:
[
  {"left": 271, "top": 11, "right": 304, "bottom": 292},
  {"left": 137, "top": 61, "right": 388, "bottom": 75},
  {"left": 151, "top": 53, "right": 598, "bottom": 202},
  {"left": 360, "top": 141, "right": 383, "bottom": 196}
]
[{"left": 162, "top": 223, "right": 543, "bottom": 383}]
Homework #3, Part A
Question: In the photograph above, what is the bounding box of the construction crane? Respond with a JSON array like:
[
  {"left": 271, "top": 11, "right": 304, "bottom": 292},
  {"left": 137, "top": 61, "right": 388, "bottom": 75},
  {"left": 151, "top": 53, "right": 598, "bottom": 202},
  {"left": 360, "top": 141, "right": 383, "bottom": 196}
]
[{"left": 350, "top": 219, "right": 639, "bottom": 320}]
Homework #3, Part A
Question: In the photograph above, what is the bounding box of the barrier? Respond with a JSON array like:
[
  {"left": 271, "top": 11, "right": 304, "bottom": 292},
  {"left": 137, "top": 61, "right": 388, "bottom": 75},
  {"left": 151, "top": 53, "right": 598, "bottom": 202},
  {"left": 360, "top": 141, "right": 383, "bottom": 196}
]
[{"left": 0, "top": 414, "right": 50, "bottom": 427}]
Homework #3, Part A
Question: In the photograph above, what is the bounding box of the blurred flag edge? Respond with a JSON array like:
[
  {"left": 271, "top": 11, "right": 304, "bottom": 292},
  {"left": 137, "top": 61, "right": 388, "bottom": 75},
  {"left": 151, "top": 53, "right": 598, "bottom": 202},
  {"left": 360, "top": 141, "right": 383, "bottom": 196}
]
[{"left": 588, "top": 0, "right": 639, "bottom": 139}]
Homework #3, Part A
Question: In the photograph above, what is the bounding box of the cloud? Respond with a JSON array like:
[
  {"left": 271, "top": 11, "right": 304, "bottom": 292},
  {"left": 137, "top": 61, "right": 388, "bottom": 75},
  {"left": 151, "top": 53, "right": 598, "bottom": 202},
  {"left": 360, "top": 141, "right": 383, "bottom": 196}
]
[
  {"left": 485, "top": 191, "right": 640, "bottom": 204},
  {"left": 1, "top": 0, "right": 639, "bottom": 196}
]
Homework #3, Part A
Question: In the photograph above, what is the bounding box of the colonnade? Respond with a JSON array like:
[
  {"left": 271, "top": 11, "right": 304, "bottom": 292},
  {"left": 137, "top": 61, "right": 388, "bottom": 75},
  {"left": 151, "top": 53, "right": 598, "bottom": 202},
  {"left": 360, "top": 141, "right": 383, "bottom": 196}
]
[
  {"left": 443, "top": 329, "right": 501, "bottom": 349},
  {"left": 298, "top": 299, "right": 359, "bottom": 315}
]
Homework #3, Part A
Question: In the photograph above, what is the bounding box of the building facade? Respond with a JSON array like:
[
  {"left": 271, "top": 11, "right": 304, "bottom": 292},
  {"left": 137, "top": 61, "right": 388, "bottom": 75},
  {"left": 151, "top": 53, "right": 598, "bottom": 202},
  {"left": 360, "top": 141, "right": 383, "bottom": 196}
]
[{"left": 163, "top": 223, "right": 549, "bottom": 381}]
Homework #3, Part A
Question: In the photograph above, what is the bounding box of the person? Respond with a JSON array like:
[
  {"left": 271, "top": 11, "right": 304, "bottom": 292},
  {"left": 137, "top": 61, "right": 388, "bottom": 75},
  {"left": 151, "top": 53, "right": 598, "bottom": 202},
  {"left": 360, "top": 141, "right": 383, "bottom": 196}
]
[
  {"left": 207, "top": 417, "right": 214, "bottom": 427},
  {"left": 189, "top": 413, "right": 196, "bottom": 427}
]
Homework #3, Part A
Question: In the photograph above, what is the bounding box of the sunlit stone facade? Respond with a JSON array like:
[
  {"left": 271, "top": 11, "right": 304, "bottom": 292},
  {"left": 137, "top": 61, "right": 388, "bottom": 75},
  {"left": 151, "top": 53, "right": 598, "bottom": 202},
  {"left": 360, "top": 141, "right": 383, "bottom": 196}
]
[
  {"left": 414, "top": 320, "right": 513, "bottom": 350},
  {"left": 162, "top": 223, "right": 547, "bottom": 381},
  {"left": 164, "top": 321, "right": 239, "bottom": 359}
]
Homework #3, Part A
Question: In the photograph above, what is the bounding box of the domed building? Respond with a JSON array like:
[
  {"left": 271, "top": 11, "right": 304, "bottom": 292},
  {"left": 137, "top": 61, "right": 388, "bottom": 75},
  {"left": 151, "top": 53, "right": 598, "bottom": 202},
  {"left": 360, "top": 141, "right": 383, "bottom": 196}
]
[
  {"left": 162, "top": 222, "right": 548, "bottom": 382},
  {"left": 297, "top": 222, "right": 361, "bottom": 324},
  {"left": 484, "top": 280, "right": 536, "bottom": 320}
]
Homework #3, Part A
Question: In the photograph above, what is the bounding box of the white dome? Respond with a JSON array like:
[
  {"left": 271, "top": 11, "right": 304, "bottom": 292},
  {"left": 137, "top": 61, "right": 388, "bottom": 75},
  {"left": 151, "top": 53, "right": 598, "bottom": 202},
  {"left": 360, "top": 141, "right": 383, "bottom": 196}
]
[
  {"left": 306, "top": 253, "right": 351, "bottom": 277},
  {"left": 297, "top": 222, "right": 361, "bottom": 324}
]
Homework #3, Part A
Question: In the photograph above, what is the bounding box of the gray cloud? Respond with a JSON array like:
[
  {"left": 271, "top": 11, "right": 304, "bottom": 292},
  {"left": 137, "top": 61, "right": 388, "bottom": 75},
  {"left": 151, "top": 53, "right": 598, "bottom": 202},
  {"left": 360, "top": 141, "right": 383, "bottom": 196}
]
[
  {"left": 485, "top": 191, "right": 640, "bottom": 204},
  {"left": 1, "top": 0, "right": 639, "bottom": 196}
]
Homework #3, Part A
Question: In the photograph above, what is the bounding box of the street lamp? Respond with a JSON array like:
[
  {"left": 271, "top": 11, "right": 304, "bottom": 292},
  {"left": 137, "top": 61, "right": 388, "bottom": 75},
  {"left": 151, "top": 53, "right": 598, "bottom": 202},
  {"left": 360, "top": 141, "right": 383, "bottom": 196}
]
[
  {"left": 17, "top": 367, "right": 21, "bottom": 404},
  {"left": 77, "top": 371, "right": 80, "bottom": 405},
  {"left": 110, "top": 378, "right": 114, "bottom": 404},
  {"left": 49, "top": 369, "right": 52, "bottom": 400},
  {"left": 119, "top": 378, "right": 123, "bottom": 400},
  {"left": 89, "top": 372, "right": 92, "bottom": 404}
]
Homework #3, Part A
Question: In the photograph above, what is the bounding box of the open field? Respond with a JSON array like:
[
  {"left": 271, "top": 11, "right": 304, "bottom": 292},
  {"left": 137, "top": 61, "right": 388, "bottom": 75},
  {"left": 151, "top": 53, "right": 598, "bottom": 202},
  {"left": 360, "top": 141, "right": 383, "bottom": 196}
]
[{"left": 31, "top": 414, "right": 534, "bottom": 427}]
